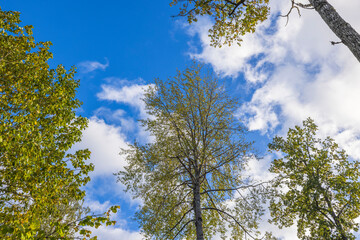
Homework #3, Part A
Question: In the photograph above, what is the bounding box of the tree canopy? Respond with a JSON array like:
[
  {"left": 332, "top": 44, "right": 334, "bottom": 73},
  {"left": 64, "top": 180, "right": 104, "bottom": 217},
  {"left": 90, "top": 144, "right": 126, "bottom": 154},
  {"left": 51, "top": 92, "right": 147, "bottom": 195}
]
[
  {"left": 170, "top": 0, "right": 360, "bottom": 62},
  {"left": 170, "top": 0, "right": 269, "bottom": 47},
  {"left": 118, "top": 63, "right": 270, "bottom": 240},
  {"left": 269, "top": 118, "right": 360, "bottom": 240},
  {"left": 0, "top": 8, "right": 118, "bottom": 239}
]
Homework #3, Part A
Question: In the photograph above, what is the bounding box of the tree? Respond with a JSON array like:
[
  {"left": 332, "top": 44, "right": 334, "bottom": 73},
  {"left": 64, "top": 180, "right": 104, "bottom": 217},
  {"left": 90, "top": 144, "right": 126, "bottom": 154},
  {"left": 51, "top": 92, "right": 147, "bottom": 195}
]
[
  {"left": 170, "top": 0, "right": 360, "bottom": 62},
  {"left": 170, "top": 0, "right": 269, "bottom": 47},
  {"left": 268, "top": 118, "right": 360, "bottom": 240},
  {"left": 285, "top": 0, "right": 360, "bottom": 62},
  {"left": 0, "top": 8, "right": 118, "bottom": 239},
  {"left": 118, "top": 63, "right": 270, "bottom": 240},
  {"left": 39, "top": 198, "right": 89, "bottom": 238}
]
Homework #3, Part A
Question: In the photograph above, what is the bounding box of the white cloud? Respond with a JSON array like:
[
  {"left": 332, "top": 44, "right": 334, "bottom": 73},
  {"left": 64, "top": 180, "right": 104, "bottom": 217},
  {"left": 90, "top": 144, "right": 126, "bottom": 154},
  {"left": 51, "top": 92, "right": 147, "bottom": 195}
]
[
  {"left": 93, "top": 107, "right": 137, "bottom": 132},
  {"left": 185, "top": 1, "right": 360, "bottom": 238},
  {"left": 84, "top": 199, "right": 111, "bottom": 213},
  {"left": 79, "top": 197, "right": 142, "bottom": 240},
  {"left": 97, "top": 83, "right": 154, "bottom": 119},
  {"left": 258, "top": 212, "right": 299, "bottom": 240},
  {"left": 74, "top": 117, "right": 129, "bottom": 176},
  {"left": 70, "top": 2, "right": 360, "bottom": 238},
  {"left": 187, "top": 16, "right": 266, "bottom": 79},
  {"left": 89, "top": 226, "right": 142, "bottom": 240},
  {"left": 96, "top": 83, "right": 156, "bottom": 144},
  {"left": 78, "top": 59, "right": 109, "bottom": 73},
  {"left": 244, "top": 155, "right": 276, "bottom": 182},
  {"left": 187, "top": 0, "right": 360, "bottom": 159},
  {"left": 69, "top": 116, "right": 144, "bottom": 239}
]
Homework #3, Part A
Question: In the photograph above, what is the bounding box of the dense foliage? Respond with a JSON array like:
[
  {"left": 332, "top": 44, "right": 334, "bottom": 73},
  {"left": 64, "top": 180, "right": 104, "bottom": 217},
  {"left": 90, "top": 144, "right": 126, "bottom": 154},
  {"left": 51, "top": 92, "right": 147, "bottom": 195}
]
[
  {"left": 170, "top": 0, "right": 269, "bottom": 47},
  {"left": 269, "top": 118, "right": 360, "bottom": 240},
  {"left": 0, "top": 8, "right": 118, "bottom": 239}
]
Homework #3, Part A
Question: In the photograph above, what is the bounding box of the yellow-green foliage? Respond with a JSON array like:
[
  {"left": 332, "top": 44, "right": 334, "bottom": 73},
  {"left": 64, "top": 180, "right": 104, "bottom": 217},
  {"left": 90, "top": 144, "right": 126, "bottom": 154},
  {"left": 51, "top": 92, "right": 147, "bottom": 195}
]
[
  {"left": 170, "top": 0, "right": 269, "bottom": 47},
  {"left": 118, "top": 63, "right": 268, "bottom": 239},
  {"left": 0, "top": 8, "right": 118, "bottom": 239},
  {"left": 269, "top": 118, "right": 360, "bottom": 240}
]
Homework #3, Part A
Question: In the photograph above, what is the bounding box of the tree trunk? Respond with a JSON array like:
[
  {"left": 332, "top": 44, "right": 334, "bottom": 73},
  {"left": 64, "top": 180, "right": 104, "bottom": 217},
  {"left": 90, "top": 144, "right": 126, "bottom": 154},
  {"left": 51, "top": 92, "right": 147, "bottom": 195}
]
[
  {"left": 308, "top": 0, "right": 360, "bottom": 62},
  {"left": 193, "top": 183, "right": 204, "bottom": 240}
]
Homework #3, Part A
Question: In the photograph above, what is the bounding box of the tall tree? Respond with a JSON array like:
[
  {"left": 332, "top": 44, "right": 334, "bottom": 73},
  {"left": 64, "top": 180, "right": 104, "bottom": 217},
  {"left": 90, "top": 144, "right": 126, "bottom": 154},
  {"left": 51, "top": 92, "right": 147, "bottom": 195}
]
[
  {"left": 269, "top": 118, "right": 360, "bottom": 240},
  {"left": 170, "top": 0, "right": 360, "bottom": 62},
  {"left": 0, "top": 8, "right": 117, "bottom": 239},
  {"left": 118, "top": 63, "right": 270, "bottom": 240}
]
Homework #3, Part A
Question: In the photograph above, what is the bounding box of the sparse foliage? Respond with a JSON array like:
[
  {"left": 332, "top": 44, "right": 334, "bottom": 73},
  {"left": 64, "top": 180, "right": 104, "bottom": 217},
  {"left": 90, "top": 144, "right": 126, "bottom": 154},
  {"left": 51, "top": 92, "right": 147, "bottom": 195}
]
[
  {"left": 269, "top": 118, "right": 360, "bottom": 240},
  {"left": 118, "top": 63, "right": 270, "bottom": 240}
]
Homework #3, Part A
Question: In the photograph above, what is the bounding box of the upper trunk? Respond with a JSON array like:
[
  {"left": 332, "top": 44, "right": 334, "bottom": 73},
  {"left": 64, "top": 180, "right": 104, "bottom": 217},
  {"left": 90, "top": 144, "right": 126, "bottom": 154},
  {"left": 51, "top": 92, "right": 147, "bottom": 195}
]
[
  {"left": 193, "top": 183, "right": 204, "bottom": 240},
  {"left": 309, "top": 0, "right": 360, "bottom": 62}
]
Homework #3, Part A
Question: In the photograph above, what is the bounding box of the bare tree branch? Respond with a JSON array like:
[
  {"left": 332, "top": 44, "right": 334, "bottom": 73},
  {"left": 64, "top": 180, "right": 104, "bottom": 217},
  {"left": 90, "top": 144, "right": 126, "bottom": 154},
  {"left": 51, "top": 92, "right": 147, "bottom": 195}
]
[{"left": 281, "top": 0, "right": 314, "bottom": 26}]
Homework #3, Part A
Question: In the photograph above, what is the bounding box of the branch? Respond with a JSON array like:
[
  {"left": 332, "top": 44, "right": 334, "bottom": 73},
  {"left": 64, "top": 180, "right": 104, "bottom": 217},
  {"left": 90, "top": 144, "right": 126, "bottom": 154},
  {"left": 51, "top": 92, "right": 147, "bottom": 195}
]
[
  {"left": 171, "top": 219, "right": 195, "bottom": 240},
  {"left": 199, "top": 149, "right": 242, "bottom": 179},
  {"left": 44, "top": 211, "right": 105, "bottom": 239},
  {"left": 313, "top": 195, "right": 336, "bottom": 227},
  {"left": 201, "top": 181, "right": 269, "bottom": 195},
  {"left": 224, "top": 0, "right": 237, "bottom": 6},
  {"left": 162, "top": 207, "right": 194, "bottom": 239},
  {"left": 203, "top": 181, "right": 239, "bottom": 231},
  {"left": 228, "top": 0, "right": 246, "bottom": 16},
  {"left": 154, "top": 190, "right": 192, "bottom": 225},
  {"left": 203, "top": 182, "right": 269, "bottom": 240},
  {"left": 152, "top": 182, "right": 190, "bottom": 218},
  {"left": 331, "top": 40, "right": 343, "bottom": 45},
  {"left": 281, "top": 0, "right": 314, "bottom": 26},
  {"left": 202, "top": 207, "right": 257, "bottom": 239},
  {"left": 168, "top": 154, "right": 195, "bottom": 184},
  {"left": 337, "top": 195, "right": 352, "bottom": 218},
  {"left": 176, "top": 156, "right": 195, "bottom": 183}
]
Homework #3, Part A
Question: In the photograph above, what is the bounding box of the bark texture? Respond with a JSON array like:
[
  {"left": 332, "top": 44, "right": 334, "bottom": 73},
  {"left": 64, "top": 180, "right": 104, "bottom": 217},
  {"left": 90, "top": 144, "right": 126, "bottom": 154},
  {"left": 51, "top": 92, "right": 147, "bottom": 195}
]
[
  {"left": 193, "top": 184, "right": 204, "bottom": 240},
  {"left": 309, "top": 0, "right": 360, "bottom": 62}
]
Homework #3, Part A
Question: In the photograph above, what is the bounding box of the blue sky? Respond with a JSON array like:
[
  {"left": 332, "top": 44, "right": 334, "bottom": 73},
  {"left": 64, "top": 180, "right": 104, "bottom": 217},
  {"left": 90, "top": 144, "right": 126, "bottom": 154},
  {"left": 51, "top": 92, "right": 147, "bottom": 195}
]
[{"left": 3, "top": 0, "right": 360, "bottom": 239}]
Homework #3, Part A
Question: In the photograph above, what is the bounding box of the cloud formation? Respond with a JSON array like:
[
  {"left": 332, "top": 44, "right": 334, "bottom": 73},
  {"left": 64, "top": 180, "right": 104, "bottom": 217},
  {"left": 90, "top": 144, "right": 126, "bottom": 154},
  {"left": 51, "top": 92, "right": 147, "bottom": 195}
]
[
  {"left": 187, "top": 0, "right": 360, "bottom": 159},
  {"left": 89, "top": 226, "right": 142, "bottom": 240},
  {"left": 186, "top": 1, "right": 360, "bottom": 237},
  {"left": 73, "top": 117, "right": 128, "bottom": 176},
  {"left": 97, "top": 83, "right": 154, "bottom": 119},
  {"left": 78, "top": 59, "right": 109, "bottom": 73}
]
